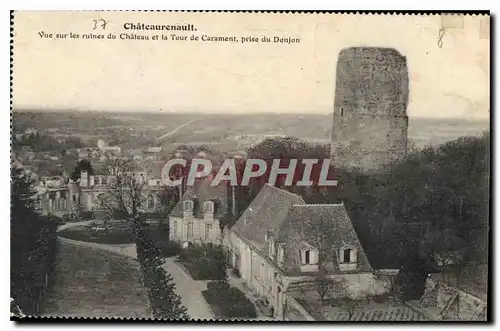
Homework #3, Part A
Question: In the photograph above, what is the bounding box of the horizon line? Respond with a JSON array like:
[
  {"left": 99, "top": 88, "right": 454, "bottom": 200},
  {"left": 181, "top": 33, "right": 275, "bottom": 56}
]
[{"left": 10, "top": 107, "right": 491, "bottom": 120}]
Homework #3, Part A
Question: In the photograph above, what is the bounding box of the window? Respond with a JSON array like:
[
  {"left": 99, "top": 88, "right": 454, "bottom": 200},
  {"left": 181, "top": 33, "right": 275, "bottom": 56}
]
[
  {"left": 173, "top": 221, "right": 178, "bottom": 236},
  {"left": 187, "top": 222, "right": 193, "bottom": 237},
  {"left": 101, "top": 177, "right": 107, "bottom": 186},
  {"left": 277, "top": 245, "right": 284, "bottom": 264},
  {"left": 301, "top": 249, "right": 318, "bottom": 265},
  {"left": 204, "top": 201, "right": 214, "bottom": 213},
  {"left": 72, "top": 194, "right": 77, "bottom": 202},
  {"left": 269, "top": 238, "right": 275, "bottom": 257},
  {"left": 183, "top": 200, "right": 193, "bottom": 212},
  {"left": 339, "top": 246, "right": 357, "bottom": 264},
  {"left": 340, "top": 107, "right": 344, "bottom": 116},
  {"left": 147, "top": 195, "right": 154, "bottom": 209},
  {"left": 343, "top": 248, "right": 351, "bottom": 263},
  {"left": 205, "top": 224, "right": 212, "bottom": 240}
]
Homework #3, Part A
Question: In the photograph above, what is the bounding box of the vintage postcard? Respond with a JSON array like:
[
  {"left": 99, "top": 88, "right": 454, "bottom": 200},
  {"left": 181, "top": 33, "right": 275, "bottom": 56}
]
[{"left": 10, "top": 11, "right": 490, "bottom": 321}]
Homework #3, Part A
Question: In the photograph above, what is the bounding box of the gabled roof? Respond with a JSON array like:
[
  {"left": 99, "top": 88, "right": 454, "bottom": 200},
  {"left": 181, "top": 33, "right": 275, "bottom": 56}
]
[
  {"left": 169, "top": 178, "right": 228, "bottom": 219},
  {"left": 233, "top": 184, "right": 305, "bottom": 251},
  {"left": 278, "top": 203, "right": 372, "bottom": 274}
]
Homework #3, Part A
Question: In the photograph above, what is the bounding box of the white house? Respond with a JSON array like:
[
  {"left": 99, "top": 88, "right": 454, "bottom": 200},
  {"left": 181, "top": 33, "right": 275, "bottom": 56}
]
[{"left": 169, "top": 178, "right": 228, "bottom": 247}]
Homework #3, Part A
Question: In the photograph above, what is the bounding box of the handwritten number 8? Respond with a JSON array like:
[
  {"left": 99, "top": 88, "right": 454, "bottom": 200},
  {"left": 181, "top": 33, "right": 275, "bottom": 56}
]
[{"left": 437, "top": 28, "right": 446, "bottom": 48}]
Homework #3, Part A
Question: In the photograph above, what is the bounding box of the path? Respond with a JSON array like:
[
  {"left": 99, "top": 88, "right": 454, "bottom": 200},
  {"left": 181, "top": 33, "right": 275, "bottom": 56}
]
[
  {"left": 161, "top": 257, "right": 214, "bottom": 320},
  {"left": 156, "top": 120, "right": 197, "bottom": 143}
]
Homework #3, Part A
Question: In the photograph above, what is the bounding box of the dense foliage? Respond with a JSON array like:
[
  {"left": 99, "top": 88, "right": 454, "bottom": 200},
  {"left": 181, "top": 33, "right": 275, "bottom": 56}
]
[
  {"left": 203, "top": 280, "right": 257, "bottom": 319},
  {"left": 11, "top": 167, "right": 59, "bottom": 315},
  {"left": 13, "top": 132, "right": 84, "bottom": 153},
  {"left": 177, "top": 243, "right": 229, "bottom": 280},
  {"left": 70, "top": 159, "right": 94, "bottom": 182},
  {"left": 134, "top": 224, "right": 189, "bottom": 320},
  {"left": 238, "top": 134, "right": 489, "bottom": 284}
]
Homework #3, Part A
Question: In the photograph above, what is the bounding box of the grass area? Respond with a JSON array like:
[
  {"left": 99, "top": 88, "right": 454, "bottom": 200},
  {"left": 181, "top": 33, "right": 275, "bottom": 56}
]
[
  {"left": 57, "top": 224, "right": 136, "bottom": 245},
  {"left": 202, "top": 281, "right": 257, "bottom": 319},
  {"left": 41, "top": 239, "right": 151, "bottom": 318},
  {"left": 57, "top": 221, "right": 170, "bottom": 246}
]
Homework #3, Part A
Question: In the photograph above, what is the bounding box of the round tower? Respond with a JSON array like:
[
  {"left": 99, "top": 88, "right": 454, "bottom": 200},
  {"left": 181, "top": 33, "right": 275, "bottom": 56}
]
[{"left": 331, "top": 47, "right": 409, "bottom": 171}]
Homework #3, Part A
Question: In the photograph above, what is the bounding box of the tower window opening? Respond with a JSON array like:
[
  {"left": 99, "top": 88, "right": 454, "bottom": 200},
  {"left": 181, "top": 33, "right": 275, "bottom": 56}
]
[{"left": 340, "top": 108, "right": 344, "bottom": 116}]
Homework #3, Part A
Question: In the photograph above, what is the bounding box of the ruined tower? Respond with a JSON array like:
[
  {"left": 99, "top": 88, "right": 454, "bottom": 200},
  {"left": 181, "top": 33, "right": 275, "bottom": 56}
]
[{"left": 331, "top": 47, "right": 409, "bottom": 171}]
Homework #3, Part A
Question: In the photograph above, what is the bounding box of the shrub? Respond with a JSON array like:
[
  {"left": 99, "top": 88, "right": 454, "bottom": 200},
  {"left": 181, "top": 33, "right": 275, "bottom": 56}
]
[
  {"left": 78, "top": 211, "right": 94, "bottom": 220},
  {"left": 207, "top": 280, "right": 230, "bottom": 291},
  {"left": 177, "top": 244, "right": 228, "bottom": 280},
  {"left": 203, "top": 284, "right": 257, "bottom": 319},
  {"left": 158, "top": 241, "right": 182, "bottom": 258},
  {"left": 134, "top": 224, "right": 189, "bottom": 320}
]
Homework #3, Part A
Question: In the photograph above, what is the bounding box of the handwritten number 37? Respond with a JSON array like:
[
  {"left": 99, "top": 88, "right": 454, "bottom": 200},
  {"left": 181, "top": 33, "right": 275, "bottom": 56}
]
[{"left": 93, "top": 19, "right": 108, "bottom": 30}]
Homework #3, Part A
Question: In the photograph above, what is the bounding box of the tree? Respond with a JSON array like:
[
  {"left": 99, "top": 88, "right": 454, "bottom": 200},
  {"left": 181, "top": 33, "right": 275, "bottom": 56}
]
[
  {"left": 314, "top": 274, "right": 334, "bottom": 305},
  {"left": 70, "top": 159, "right": 94, "bottom": 182},
  {"left": 135, "top": 225, "right": 189, "bottom": 319},
  {"left": 11, "top": 166, "right": 58, "bottom": 315},
  {"left": 314, "top": 272, "right": 346, "bottom": 305},
  {"left": 96, "top": 158, "right": 189, "bottom": 319}
]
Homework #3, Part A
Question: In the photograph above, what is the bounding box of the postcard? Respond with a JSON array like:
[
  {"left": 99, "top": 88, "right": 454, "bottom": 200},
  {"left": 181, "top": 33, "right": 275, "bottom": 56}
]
[{"left": 10, "top": 11, "right": 490, "bottom": 321}]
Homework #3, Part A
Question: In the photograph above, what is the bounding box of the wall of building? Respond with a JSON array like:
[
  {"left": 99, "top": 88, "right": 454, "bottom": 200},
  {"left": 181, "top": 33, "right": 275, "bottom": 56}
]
[
  {"left": 286, "top": 273, "right": 394, "bottom": 300},
  {"left": 169, "top": 215, "right": 222, "bottom": 246}
]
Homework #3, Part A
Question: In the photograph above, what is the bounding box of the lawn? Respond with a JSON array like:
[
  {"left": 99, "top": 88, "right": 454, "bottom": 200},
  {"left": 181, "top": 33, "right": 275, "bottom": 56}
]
[
  {"left": 57, "top": 221, "right": 170, "bottom": 245},
  {"left": 57, "top": 224, "right": 136, "bottom": 244},
  {"left": 41, "top": 239, "right": 151, "bottom": 318}
]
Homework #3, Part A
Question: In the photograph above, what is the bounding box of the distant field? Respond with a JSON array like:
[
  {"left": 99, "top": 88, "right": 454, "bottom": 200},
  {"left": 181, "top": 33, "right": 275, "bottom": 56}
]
[{"left": 13, "top": 110, "right": 489, "bottom": 151}]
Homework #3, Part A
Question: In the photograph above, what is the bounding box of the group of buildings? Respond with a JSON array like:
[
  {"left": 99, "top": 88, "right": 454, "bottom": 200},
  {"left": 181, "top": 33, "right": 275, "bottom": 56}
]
[
  {"left": 25, "top": 47, "right": 487, "bottom": 320},
  {"left": 165, "top": 47, "right": 486, "bottom": 320}
]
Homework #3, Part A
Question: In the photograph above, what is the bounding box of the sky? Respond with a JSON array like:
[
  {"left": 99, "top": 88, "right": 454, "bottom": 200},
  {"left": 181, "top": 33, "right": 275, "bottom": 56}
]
[{"left": 12, "top": 11, "right": 490, "bottom": 119}]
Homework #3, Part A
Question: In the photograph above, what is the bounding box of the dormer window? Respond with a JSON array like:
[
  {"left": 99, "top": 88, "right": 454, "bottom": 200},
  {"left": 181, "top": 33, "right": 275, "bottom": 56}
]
[
  {"left": 203, "top": 201, "right": 214, "bottom": 213},
  {"left": 342, "top": 248, "right": 352, "bottom": 263},
  {"left": 183, "top": 199, "right": 194, "bottom": 212},
  {"left": 339, "top": 246, "right": 357, "bottom": 264},
  {"left": 300, "top": 248, "right": 319, "bottom": 272},
  {"left": 301, "top": 249, "right": 318, "bottom": 265},
  {"left": 338, "top": 245, "right": 358, "bottom": 271}
]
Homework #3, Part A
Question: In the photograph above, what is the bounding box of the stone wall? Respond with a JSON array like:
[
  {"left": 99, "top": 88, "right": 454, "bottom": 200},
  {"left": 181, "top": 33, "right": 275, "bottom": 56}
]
[{"left": 287, "top": 272, "right": 395, "bottom": 300}]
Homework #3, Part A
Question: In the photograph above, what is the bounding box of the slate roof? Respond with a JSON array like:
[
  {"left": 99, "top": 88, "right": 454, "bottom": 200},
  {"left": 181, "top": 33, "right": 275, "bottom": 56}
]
[
  {"left": 322, "top": 304, "right": 427, "bottom": 321},
  {"left": 232, "top": 184, "right": 305, "bottom": 251},
  {"left": 231, "top": 184, "right": 373, "bottom": 275},
  {"left": 169, "top": 178, "right": 228, "bottom": 219},
  {"left": 278, "top": 204, "right": 372, "bottom": 274}
]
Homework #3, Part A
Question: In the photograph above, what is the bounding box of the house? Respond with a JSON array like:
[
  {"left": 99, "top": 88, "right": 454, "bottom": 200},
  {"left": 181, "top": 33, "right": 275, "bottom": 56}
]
[
  {"left": 169, "top": 178, "right": 228, "bottom": 248},
  {"left": 224, "top": 184, "right": 395, "bottom": 320}
]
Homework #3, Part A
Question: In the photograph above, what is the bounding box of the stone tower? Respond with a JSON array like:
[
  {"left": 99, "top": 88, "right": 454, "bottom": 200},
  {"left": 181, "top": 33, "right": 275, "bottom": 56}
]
[{"left": 331, "top": 47, "right": 409, "bottom": 171}]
